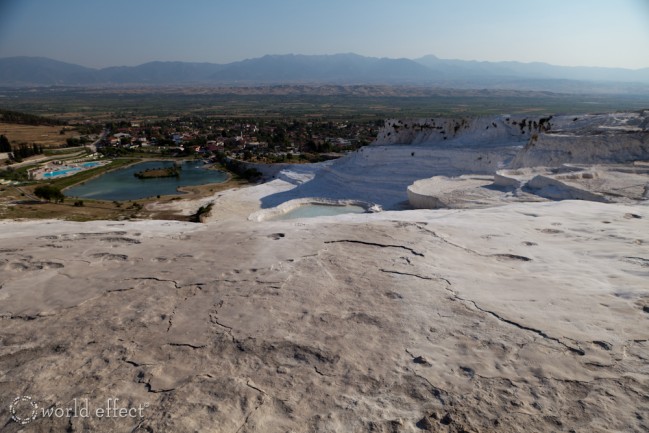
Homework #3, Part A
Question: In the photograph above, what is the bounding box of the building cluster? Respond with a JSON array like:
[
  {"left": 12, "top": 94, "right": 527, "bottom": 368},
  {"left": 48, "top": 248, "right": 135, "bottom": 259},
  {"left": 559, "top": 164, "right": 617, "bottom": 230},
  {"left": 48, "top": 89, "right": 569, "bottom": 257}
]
[{"left": 99, "top": 118, "right": 381, "bottom": 162}]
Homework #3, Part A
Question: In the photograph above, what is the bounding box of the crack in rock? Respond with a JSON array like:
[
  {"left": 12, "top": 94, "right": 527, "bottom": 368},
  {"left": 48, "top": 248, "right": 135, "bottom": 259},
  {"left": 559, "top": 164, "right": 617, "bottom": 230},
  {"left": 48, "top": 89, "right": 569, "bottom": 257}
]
[
  {"left": 125, "top": 278, "right": 203, "bottom": 333},
  {"left": 0, "top": 313, "right": 39, "bottom": 321},
  {"left": 445, "top": 286, "right": 586, "bottom": 356},
  {"left": 167, "top": 343, "right": 206, "bottom": 349},
  {"left": 144, "top": 382, "right": 175, "bottom": 394},
  {"left": 414, "top": 225, "right": 481, "bottom": 255},
  {"left": 210, "top": 301, "right": 244, "bottom": 350},
  {"left": 380, "top": 268, "right": 451, "bottom": 285},
  {"left": 100, "top": 236, "right": 141, "bottom": 244},
  {"left": 592, "top": 340, "right": 613, "bottom": 351},
  {"left": 415, "top": 225, "right": 532, "bottom": 262},
  {"left": 107, "top": 286, "right": 138, "bottom": 293},
  {"left": 490, "top": 253, "right": 532, "bottom": 262},
  {"left": 409, "top": 370, "right": 448, "bottom": 406},
  {"left": 313, "top": 366, "right": 335, "bottom": 377},
  {"left": 465, "top": 298, "right": 585, "bottom": 356},
  {"left": 128, "top": 277, "right": 181, "bottom": 290},
  {"left": 623, "top": 256, "right": 649, "bottom": 267},
  {"left": 167, "top": 288, "right": 203, "bottom": 333},
  {"left": 405, "top": 348, "right": 432, "bottom": 366},
  {"left": 235, "top": 398, "right": 266, "bottom": 433},
  {"left": 246, "top": 380, "right": 268, "bottom": 395},
  {"left": 325, "top": 239, "right": 424, "bottom": 257},
  {"left": 89, "top": 252, "right": 129, "bottom": 262},
  {"left": 123, "top": 359, "right": 157, "bottom": 367},
  {"left": 166, "top": 308, "right": 176, "bottom": 332}
]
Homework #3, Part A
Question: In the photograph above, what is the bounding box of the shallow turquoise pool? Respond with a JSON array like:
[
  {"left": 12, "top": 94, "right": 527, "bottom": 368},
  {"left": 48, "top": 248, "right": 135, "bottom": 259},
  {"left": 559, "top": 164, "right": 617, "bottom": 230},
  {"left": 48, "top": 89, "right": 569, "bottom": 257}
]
[{"left": 270, "top": 204, "right": 366, "bottom": 220}]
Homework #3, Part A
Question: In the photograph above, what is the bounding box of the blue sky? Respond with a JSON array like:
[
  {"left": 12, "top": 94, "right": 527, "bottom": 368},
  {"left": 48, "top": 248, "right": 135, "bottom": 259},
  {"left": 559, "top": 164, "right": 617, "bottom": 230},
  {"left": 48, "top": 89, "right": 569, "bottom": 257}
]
[{"left": 1, "top": 0, "right": 648, "bottom": 69}]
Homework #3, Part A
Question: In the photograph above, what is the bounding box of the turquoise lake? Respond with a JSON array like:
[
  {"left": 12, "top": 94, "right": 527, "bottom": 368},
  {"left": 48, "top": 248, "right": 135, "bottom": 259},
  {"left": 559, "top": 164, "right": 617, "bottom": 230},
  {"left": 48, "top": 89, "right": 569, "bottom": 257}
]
[{"left": 66, "top": 160, "right": 228, "bottom": 201}]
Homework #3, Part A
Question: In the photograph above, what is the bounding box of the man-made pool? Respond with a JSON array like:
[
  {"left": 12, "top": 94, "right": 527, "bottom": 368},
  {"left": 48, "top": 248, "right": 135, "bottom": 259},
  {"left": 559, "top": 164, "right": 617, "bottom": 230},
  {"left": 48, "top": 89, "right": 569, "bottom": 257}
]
[
  {"left": 41, "top": 161, "right": 103, "bottom": 179},
  {"left": 65, "top": 160, "right": 228, "bottom": 201},
  {"left": 270, "top": 204, "right": 367, "bottom": 220},
  {"left": 43, "top": 168, "right": 81, "bottom": 178}
]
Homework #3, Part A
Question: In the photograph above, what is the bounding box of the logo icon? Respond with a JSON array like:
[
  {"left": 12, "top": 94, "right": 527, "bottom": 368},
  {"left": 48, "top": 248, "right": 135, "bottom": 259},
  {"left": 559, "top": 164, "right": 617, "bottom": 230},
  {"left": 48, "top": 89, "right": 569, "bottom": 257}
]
[{"left": 9, "top": 396, "right": 39, "bottom": 425}]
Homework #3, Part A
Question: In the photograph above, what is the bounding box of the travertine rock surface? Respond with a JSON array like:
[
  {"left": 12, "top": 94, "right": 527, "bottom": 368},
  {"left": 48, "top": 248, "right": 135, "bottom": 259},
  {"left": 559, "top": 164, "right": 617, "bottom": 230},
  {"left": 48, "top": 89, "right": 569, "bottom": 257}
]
[
  {"left": 1, "top": 200, "right": 648, "bottom": 432},
  {"left": 2, "top": 110, "right": 648, "bottom": 432}
]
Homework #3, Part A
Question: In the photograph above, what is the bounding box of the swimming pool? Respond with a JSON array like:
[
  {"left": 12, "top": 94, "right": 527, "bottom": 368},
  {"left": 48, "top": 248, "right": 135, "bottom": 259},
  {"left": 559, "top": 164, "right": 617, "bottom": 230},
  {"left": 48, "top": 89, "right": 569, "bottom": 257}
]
[
  {"left": 41, "top": 161, "right": 103, "bottom": 178},
  {"left": 43, "top": 167, "right": 82, "bottom": 178}
]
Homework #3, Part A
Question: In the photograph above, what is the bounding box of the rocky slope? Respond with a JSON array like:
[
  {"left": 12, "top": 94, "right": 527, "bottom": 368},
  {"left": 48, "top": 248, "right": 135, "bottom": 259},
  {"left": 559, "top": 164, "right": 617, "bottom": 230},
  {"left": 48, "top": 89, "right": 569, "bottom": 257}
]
[
  {"left": 255, "top": 111, "right": 649, "bottom": 211},
  {"left": 374, "top": 115, "right": 546, "bottom": 147},
  {"left": 374, "top": 111, "right": 649, "bottom": 168},
  {"left": 511, "top": 111, "right": 649, "bottom": 167}
]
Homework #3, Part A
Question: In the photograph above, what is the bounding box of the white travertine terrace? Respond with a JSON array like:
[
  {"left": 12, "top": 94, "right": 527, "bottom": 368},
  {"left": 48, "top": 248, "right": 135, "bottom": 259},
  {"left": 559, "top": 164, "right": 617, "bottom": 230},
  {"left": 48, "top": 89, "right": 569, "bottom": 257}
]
[{"left": 1, "top": 111, "right": 648, "bottom": 432}]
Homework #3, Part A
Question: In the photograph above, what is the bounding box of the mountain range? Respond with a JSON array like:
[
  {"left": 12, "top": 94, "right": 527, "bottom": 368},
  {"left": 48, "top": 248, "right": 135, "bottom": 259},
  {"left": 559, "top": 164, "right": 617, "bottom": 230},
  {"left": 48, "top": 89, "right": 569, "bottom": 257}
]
[{"left": 1, "top": 53, "right": 648, "bottom": 94}]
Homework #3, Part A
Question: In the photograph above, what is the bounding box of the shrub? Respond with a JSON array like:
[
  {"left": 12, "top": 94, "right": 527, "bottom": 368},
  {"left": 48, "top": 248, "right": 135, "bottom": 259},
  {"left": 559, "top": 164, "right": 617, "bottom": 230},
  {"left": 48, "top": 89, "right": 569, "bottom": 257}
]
[
  {"left": 190, "top": 203, "right": 213, "bottom": 223},
  {"left": 34, "top": 185, "right": 65, "bottom": 203},
  {"left": 241, "top": 168, "right": 262, "bottom": 181}
]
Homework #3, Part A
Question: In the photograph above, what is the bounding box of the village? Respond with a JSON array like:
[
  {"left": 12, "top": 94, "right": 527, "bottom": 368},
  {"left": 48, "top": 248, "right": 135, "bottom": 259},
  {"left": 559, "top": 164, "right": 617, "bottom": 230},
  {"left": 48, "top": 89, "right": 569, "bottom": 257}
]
[{"left": 99, "top": 117, "right": 382, "bottom": 163}]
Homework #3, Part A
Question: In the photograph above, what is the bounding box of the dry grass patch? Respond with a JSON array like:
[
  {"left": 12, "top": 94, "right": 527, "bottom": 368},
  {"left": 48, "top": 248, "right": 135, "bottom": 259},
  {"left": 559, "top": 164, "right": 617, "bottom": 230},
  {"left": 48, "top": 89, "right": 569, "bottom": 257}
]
[{"left": 0, "top": 123, "right": 78, "bottom": 148}]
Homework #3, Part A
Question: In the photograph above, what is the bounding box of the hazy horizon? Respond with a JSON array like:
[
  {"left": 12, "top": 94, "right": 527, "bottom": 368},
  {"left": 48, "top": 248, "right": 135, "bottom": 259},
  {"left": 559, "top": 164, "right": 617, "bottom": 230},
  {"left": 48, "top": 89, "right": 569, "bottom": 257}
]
[
  {"left": 3, "top": 52, "right": 649, "bottom": 72},
  {"left": 1, "top": 0, "right": 648, "bottom": 70}
]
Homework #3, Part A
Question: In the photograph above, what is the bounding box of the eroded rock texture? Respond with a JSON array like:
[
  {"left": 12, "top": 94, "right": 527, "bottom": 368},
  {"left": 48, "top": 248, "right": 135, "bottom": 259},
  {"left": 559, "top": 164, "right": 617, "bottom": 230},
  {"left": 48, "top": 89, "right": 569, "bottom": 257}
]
[{"left": 1, "top": 201, "right": 648, "bottom": 432}]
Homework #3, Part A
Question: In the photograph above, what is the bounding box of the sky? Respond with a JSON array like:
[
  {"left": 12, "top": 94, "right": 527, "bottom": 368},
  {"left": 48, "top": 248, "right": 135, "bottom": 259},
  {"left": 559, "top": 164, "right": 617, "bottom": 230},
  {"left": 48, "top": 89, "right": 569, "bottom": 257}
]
[{"left": 0, "top": 0, "right": 648, "bottom": 69}]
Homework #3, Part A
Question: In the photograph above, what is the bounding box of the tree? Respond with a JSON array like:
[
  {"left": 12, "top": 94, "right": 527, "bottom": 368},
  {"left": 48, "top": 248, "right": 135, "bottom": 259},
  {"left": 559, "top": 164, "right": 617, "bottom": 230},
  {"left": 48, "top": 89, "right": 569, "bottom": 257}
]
[
  {"left": 0, "top": 135, "right": 11, "bottom": 152},
  {"left": 34, "top": 185, "right": 65, "bottom": 203},
  {"left": 67, "top": 137, "right": 81, "bottom": 147},
  {"left": 12, "top": 143, "right": 42, "bottom": 159}
]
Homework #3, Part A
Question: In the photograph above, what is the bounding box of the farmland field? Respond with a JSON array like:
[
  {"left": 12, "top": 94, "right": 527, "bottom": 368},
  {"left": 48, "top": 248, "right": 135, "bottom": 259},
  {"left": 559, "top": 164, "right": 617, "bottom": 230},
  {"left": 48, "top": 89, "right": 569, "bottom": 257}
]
[
  {"left": 1, "top": 86, "right": 648, "bottom": 121},
  {"left": 0, "top": 123, "right": 79, "bottom": 147}
]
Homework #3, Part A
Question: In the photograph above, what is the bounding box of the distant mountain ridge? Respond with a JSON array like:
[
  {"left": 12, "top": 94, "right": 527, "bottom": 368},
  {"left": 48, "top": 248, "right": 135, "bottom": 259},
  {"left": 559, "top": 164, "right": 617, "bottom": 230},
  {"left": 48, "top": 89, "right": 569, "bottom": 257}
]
[
  {"left": 415, "top": 55, "right": 649, "bottom": 83},
  {"left": 209, "top": 54, "right": 435, "bottom": 84},
  {"left": 0, "top": 54, "right": 648, "bottom": 93}
]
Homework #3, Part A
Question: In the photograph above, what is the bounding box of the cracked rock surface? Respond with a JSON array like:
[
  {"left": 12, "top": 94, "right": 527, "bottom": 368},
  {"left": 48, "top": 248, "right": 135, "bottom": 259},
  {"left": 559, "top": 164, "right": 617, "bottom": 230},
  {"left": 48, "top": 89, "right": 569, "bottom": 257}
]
[{"left": 0, "top": 200, "right": 648, "bottom": 432}]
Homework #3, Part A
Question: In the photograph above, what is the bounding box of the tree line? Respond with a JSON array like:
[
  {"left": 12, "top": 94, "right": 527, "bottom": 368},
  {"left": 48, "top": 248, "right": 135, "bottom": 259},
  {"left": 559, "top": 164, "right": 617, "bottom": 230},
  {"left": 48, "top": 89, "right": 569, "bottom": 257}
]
[
  {"left": 0, "top": 135, "right": 44, "bottom": 160},
  {"left": 0, "top": 108, "right": 65, "bottom": 126}
]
